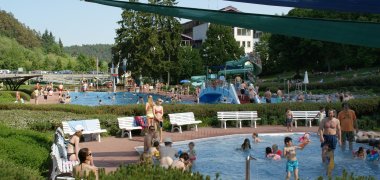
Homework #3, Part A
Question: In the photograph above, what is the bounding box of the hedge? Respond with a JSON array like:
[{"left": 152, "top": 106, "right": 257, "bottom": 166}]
[
  {"left": 0, "top": 124, "right": 52, "bottom": 178},
  {"left": 0, "top": 91, "right": 30, "bottom": 102},
  {"left": 0, "top": 98, "right": 379, "bottom": 136},
  {"left": 259, "top": 75, "right": 380, "bottom": 93},
  {"left": 98, "top": 164, "right": 210, "bottom": 180}
]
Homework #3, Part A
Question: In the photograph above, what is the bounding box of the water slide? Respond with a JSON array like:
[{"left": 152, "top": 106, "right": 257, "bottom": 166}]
[
  {"left": 199, "top": 84, "right": 240, "bottom": 104},
  {"left": 218, "top": 54, "right": 262, "bottom": 81},
  {"left": 198, "top": 54, "right": 262, "bottom": 104}
]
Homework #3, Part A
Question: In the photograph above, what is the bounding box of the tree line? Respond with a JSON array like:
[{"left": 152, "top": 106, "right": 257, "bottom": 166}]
[{"left": 255, "top": 9, "right": 380, "bottom": 76}]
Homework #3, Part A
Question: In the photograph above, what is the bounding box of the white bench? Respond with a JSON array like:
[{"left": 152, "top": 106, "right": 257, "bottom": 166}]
[
  {"left": 217, "top": 111, "right": 261, "bottom": 129},
  {"left": 292, "top": 111, "right": 324, "bottom": 128},
  {"left": 62, "top": 119, "right": 107, "bottom": 142},
  {"left": 51, "top": 128, "right": 79, "bottom": 180},
  {"left": 168, "top": 112, "right": 202, "bottom": 133},
  {"left": 117, "top": 117, "right": 142, "bottom": 139}
]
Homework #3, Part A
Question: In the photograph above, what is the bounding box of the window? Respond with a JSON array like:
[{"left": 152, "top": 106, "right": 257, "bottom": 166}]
[
  {"left": 237, "top": 28, "right": 242, "bottom": 36},
  {"left": 254, "top": 31, "right": 263, "bottom": 39},
  {"left": 247, "top": 41, "right": 251, "bottom": 48},
  {"left": 242, "top": 41, "right": 246, "bottom": 47},
  {"left": 237, "top": 28, "right": 252, "bottom": 36}
]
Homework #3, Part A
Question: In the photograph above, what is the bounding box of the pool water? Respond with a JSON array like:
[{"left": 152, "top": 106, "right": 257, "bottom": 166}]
[
  {"left": 69, "top": 92, "right": 192, "bottom": 106},
  {"left": 171, "top": 133, "right": 379, "bottom": 180}
]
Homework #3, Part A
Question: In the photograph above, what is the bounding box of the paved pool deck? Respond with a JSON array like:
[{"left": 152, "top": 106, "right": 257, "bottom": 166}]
[{"left": 82, "top": 126, "right": 318, "bottom": 172}]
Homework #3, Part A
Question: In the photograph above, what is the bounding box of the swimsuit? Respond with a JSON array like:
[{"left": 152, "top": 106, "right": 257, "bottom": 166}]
[
  {"left": 286, "top": 160, "right": 299, "bottom": 172},
  {"left": 154, "top": 109, "right": 163, "bottom": 114},
  {"left": 146, "top": 105, "right": 154, "bottom": 118},
  {"left": 321, "top": 134, "right": 338, "bottom": 150},
  {"left": 67, "top": 141, "right": 76, "bottom": 159}
]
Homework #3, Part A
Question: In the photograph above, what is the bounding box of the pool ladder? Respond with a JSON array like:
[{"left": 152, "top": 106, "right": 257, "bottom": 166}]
[{"left": 245, "top": 155, "right": 256, "bottom": 180}]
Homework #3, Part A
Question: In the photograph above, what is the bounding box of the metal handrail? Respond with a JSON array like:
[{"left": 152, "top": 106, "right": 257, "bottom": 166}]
[{"left": 245, "top": 155, "right": 256, "bottom": 180}]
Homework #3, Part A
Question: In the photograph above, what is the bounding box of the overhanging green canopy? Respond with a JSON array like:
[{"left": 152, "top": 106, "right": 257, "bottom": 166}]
[{"left": 85, "top": 0, "right": 380, "bottom": 48}]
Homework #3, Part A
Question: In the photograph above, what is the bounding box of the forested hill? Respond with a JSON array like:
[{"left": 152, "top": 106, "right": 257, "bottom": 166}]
[
  {"left": 64, "top": 44, "right": 113, "bottom": 62},
  {"left": 0, "top": 10, "right": 41, "bottom": 48}
]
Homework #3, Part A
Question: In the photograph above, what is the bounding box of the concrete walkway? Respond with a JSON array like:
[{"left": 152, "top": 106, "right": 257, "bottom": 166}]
[{"left": 82, "top": 126, "right": 318, "bottom": 172}]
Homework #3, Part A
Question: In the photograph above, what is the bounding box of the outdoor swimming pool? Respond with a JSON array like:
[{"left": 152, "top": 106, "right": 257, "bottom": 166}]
[
  {"left": 169, "top": 133, "right": 379, "bottom": 180},
  {"left": 69, "top": 92, "right": 192, "bottom": 106}
]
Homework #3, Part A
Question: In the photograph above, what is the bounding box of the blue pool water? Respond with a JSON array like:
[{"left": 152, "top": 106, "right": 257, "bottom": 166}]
[
  {"left": 69, "top": 92, "right": 192, "bottom": 106},
  {"left": 169, "top": 133, "right": 379, "bottom": 180}
]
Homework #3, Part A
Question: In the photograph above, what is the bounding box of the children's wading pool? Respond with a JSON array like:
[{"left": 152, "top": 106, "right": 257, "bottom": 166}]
[{"left": 171, "top": 133, "right": 379, "bottom": 180}]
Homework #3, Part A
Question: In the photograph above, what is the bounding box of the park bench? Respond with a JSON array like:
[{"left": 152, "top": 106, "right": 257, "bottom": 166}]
[
  {"left": 51, "top": 128, "right": 78, "bottom": 180},
  {"left": 217, "top": 111, "right": 261, "bottom": 129},
  {"left": 62, "top": 119, "right": 107, "bottom": 142},
  {"left": 168, "top": 112, "right": 202, "bottom": 133},
  {"left": 292, "top": 111, "right": 323, "bottom": 128},
  {"left": 117, "top": 117, "right": 143, "bottom": 139}
]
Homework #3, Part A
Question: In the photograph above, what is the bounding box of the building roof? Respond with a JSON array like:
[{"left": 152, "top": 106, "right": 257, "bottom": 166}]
[{"left": 220, "top": 6, "right": 240, "bottom": 12}]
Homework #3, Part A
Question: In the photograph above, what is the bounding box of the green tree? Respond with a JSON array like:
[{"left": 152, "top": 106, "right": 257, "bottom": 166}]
[
  {"left": 66, "top": 59, "right": 73, "bottom": 70},
  {"left": 75, "top": 54, "right": 88, "bottom": 72},
  {"left": 54, "top": 58, "right": 63, "bottom": 71},
  {"left": 58, "top": 38, "right": 63, "bottom": 54},
  {"left": 0, "top": 10, "right": 41, "bottom": 48},
  {"left": 114, "top": 0, "right": 182, "bottom": 85},
  {"left": 201, "top": 24, "right": 244, "bottom": 67},
  {"left": 178, "top": 46, "right": 203, "bottom": 79},
  {"left": 264, "top": 8, "right": 380, "bottom": 74},
  {"left": 155, "top": 0, "right": 182, "bottom": 85}
]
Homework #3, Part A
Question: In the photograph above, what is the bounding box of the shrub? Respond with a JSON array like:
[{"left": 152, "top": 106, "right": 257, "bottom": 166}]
[
  {"left": 0, "top": 124, "right": 52, "bottom": 178},
  {"left": 99, "top": 164, "right": 210, "bottom": 179},
  {"left": 0, "top": 159, "right": 43, "bottom": 180}
]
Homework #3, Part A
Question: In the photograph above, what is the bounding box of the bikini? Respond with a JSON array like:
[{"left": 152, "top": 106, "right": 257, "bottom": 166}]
[
  {"left": 155, "top": 109, "right": 163, "bottom": 114},
  {"left": 67, "top": 141, "right": 76, "bottom": 158}
]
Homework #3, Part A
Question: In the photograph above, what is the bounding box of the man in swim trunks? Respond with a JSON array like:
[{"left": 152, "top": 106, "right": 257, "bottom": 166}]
[
  {"left": 337, "top": 103, "right": 357, "bottom": 151},
  {"left": 319, "top": 109, "right": 341, "bottom": 176}
]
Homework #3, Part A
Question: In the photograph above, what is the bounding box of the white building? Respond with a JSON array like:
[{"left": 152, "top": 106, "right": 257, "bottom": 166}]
[{"left": 182, "top": 6, "right": 262, "bottom": 54}]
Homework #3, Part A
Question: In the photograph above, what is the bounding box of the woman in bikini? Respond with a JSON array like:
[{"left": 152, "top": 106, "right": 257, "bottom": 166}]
[
  {"left": 73, "top": 148, "right": 98, "bottom": 180},
  {"left": 67, "top": 125, "right": 85, "bottom": 162},
  {"left": 153, "top": 98, "right": 164, "bottom": 142},
  {"left": 318, "top": 109, "right": 342, "bottom": 176},
  {"left": 145, "top": 95, "right": 155, "bottom": 127}
]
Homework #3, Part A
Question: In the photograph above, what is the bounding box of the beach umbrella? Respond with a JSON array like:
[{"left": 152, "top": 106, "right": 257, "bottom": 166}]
[
  {"left": 303, "top": 71, "right": 309, "bottom": 92},
  {"left": 180, "top": 79, "right": 191, "bottom": 84}
]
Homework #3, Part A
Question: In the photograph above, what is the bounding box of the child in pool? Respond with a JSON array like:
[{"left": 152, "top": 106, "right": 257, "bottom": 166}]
[
  {"left": 283, "top": 136, "right": 307, "bottom": 180},
  {"left": 366, "top": 148, "right": 379, "bottom": 161},
  {"left": 298, "top": 132, "right": 311, "bottom": 143},
  {"left": 187, "top": 142, "right": 197, "bottom": 162},
  {"left": 353, "top": 147, "right": 365, "bottom": 159},
  {"left": 252, "top": 132, "right": 262, "bottom": 143},
  {"left": 265, "top": 147, "right": 281, "bottom": 160},
  {"left": 241, "top": 138, "right": 252, "bottom": 150},
  {"left": 272, "top": 144, "right": 282, "bottom": 156}
]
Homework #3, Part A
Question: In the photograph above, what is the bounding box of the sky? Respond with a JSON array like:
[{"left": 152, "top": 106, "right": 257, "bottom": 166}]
[{"left": 0, "top": 0, "right": 291, "bottom": 46}]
